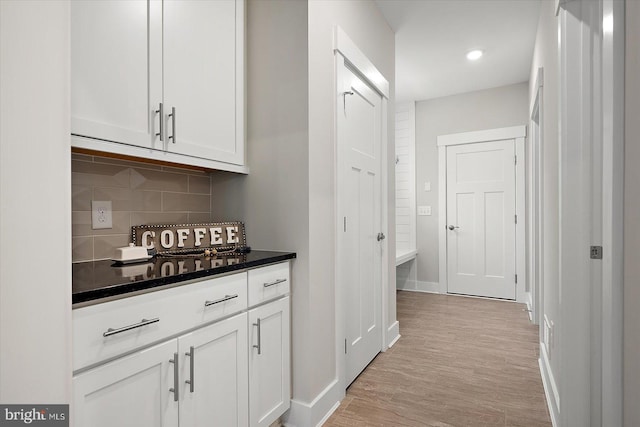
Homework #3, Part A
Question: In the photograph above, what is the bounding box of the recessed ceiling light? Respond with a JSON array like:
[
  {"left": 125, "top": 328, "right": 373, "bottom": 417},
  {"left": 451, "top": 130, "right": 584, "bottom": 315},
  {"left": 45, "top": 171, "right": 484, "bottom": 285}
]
[{"left": 466, "top": 50, "right": 483, "bottom": 61}]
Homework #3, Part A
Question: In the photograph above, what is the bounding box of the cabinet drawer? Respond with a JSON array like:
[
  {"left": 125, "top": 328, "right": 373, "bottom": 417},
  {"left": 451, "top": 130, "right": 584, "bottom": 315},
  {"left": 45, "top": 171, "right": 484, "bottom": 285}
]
[
  {"left": 248, "top": 262, "right": 290, "bottom": 307},
  {"left": 73, "top": 272, "right": 247, "bottom": 371}
]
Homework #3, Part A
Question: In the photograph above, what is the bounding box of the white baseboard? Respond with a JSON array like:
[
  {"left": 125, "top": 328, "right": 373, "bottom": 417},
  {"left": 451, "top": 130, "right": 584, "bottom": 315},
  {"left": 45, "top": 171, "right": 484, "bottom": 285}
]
[
  {"left": 517, "top": 289, "right": 531, "bottom": 305},
  {"left": 315, "top": 401, "right": 340, "bottom": 427},
  {"left": 539, "top": 344, "right": 559, "bottom": 427},
  {"left": 387, "top": 321, "right": 400, "bottom": 348},
  {"left": 283, "top": 378, "right": 341, "bottom": 427},
  {"left": 397, "top": 280, "right": 443, "bottom": 294}
]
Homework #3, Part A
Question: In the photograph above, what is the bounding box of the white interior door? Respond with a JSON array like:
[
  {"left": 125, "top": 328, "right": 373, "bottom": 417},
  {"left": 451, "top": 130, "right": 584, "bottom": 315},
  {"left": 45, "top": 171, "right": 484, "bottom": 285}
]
[
  {"left": 446, "top": 140, "right": 516, "bottom": 299},
  {"left": 338, "top": 64, "right": 383, "bottom": 386}
]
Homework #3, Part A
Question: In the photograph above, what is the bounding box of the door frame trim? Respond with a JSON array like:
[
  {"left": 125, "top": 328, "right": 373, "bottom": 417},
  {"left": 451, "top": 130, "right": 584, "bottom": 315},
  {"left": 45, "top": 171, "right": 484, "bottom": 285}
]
[
  {"left": 333, "top": 25, "right": 390, "bottom": 400},
  {"left": 529, "top": 68, "right": 544, "bottom": 327},
  {"left": 437, "top": 125, "right": 527, "bottom": 302},
  {"left": 556, "top": 0, "right": 624, "bottom": 424}
]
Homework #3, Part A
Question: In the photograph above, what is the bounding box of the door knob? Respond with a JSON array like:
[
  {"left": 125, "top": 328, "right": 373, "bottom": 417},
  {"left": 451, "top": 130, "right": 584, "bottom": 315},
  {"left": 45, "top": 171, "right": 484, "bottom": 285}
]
[
  {"left": 377, "top": 232, "right": 386, "bottom": 241},
  {"left": 448, "top": 225, "right": 460, "bottom": 231}
]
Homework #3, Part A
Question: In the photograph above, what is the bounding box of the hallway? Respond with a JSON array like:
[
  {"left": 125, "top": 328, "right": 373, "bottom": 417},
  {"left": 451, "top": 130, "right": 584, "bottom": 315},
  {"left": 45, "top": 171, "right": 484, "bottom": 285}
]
[{"left": 324, "top": 291, "right": 551, "bottom": 426}]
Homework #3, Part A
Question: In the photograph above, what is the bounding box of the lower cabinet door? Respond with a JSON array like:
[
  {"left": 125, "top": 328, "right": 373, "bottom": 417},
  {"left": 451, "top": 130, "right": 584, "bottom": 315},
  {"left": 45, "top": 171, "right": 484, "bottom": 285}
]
[
  {"left": 179, "top": 312, "right": 249, "bottom": 427},
  {"left": 248, "top": 297, "right": 291, "bottom": 427},
  {"left": 73, "top": 339, "right": 179, "bottom": 427}
]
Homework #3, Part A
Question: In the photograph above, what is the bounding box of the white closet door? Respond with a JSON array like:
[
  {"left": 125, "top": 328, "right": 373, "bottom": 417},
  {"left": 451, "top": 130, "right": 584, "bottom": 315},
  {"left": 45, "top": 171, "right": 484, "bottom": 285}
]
[{"left": 338, "top": 64, "right": 383, "bottom": 386}]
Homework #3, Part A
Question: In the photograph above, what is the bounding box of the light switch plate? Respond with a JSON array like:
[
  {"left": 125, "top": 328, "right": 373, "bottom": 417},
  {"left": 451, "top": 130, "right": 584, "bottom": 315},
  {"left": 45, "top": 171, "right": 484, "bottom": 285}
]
[
  {"left": 424, "top": 182, "right": 431, "bottom": 192},
  {"left": 92, "top": 200, "right": 113, "bottom": 229},
  {"left": 418, "top": 206, "right": 431, "bottom": 216}
]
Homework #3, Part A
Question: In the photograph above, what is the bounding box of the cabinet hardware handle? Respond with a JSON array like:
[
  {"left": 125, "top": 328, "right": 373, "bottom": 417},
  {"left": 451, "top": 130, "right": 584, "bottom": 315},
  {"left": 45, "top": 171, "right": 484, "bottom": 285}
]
[
  {"left": 102, "top": 317, "right": 159, "bottom": 337},
  {"left": 253, "top": 318, "right": 261, "bottom": 355},
  {"left": 343, "top": 90, "right": 354, "bottom": 113},
  {"left": 169, "top": 352, "right": 179, "bottom": 402},
  {"left": 263, "top": 278, "right": 287, "bottom": 288},
  {"left": 185, "top": 346, "right": 194, "bottom": 393},
  {"left": 204, "top": 294, "right": 238, "bottom": 307},
  {"left": 168, "top": 106, "right": 176, "bottom": 144},
  {"left": 155, "top": 103, "right": 164, "bottom": 142}
]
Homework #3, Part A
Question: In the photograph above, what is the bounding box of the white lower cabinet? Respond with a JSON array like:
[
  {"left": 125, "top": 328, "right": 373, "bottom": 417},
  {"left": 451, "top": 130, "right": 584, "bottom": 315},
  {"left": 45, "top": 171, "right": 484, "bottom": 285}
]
[
  {"left": 249, "top": 297, "right": 291, "bottom": 427},
  {"left": 179, "top": 313, "right": 248, "bottom": 427},
  {"left": 73, "top": 339, "right": 179, "bottom": 427},
  {"left": 73, "top": 313, "right": 247, "bottom": 427},
  {"left": 73, "top": 261, "right": 291, "bottom": 427}
]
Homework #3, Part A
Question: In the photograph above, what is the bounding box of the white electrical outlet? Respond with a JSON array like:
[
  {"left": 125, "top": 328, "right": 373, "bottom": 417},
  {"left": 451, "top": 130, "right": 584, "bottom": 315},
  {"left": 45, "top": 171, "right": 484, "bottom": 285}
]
[
  {"left": 92, "top": 200, "right": 113, "bottom": 230},
  {"left": 418, "top": 206, "right": 432, "bottom": 216},
  {"left": 424, "top": 182, "right": 431, "bottom": 192}
]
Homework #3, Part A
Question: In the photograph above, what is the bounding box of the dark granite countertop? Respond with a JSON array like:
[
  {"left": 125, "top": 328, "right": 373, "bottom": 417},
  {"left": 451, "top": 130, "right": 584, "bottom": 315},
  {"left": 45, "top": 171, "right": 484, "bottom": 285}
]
[{"left": 72, "top": 250, "right": 296, "bottom": 307}]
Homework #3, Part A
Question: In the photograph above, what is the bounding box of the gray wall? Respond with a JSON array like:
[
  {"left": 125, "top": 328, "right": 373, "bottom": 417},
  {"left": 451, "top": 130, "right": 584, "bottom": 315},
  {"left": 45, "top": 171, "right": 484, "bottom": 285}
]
[
  {"left": 211, "top": 0, "right": 311, "bottom": 402},
  {"left": 415, "top": 83, "right": 529, "bottom": 286},
  {"left": 624, "top": 1, "right": 640, "bottom": 424},
  {"left": 528, "top": 0, "right": 560, "bottom": 398},
  {"left": 212, "top": 0, "right": 395, "bottom": 422}
]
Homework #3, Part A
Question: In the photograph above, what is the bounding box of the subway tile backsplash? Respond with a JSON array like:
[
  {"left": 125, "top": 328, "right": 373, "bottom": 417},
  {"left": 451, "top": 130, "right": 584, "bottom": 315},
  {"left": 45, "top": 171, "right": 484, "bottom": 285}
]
[{"left": 72, "top": 153, "right": 212, "bottom": 262}]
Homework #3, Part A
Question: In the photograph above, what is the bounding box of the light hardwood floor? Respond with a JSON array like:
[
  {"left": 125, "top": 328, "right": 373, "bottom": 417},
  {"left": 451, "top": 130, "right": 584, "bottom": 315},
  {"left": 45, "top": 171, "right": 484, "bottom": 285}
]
[{"left": 324, "top": 291, "right": 551, "bottom": 427}]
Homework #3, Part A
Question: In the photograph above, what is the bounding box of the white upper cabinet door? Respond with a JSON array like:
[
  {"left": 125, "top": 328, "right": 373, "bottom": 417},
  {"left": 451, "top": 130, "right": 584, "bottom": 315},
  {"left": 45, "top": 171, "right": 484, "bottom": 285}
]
[
  {"left": 163, "top": 0, "right": 245, "bottom": 165},
  {"left": 71, "top": 0, "right": 163, "bottom": 150}
]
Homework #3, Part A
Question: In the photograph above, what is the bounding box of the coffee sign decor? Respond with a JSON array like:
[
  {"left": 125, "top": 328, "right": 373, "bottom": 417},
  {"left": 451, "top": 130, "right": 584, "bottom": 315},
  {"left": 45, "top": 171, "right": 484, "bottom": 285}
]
[{"left": 132, "top": 222, "right": 246, "bottom": 254}]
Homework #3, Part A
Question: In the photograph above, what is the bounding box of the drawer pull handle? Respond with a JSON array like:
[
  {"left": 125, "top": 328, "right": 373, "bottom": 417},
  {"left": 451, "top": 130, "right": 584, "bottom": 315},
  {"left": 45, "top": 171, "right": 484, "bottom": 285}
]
[
  {"left": 102, "top": 317, "right": 159, "bottom": 337},
  {"left": 169, "top": 352, "right": 179, "bottom": 401},
  {"left": 253, "top": 318, "right": 261, "bottom": 355},
  {"left": 263, "top": 278, "right": 287, "bottom": 288},
  {"left": 204, "top": 294, "right": 238, "bottom": 307},
  {"left": 185, "top": 346, "right": 195, "bottom": 393}
]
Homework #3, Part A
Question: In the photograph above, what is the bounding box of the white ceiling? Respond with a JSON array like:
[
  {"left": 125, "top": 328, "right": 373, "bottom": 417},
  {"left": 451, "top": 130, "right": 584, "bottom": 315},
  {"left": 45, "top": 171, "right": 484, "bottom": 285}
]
[{"left": 375, "top": 0, "right": 541, "bottom": 102}]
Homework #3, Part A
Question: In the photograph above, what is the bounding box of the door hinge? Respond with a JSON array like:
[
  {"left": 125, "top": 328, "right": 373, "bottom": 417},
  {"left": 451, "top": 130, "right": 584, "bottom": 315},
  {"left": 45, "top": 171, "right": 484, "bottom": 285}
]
[
  {"left": 515, "top": 214, "right": 518, "bottom": 224},
  {"left": 344, "top": 338, "right": 347, "bottom": 354},
  {"left": 515, "top": 274, "right": 518, "bottom": 284},
  {"left": 590, "top": 245, "right": 603, "bottom": 260},
  {"left": 515, "top": 155, "right": 517, "bottom": 165},
  {"left": 343, "top": 217, "right": 347, "bottom": 232}
]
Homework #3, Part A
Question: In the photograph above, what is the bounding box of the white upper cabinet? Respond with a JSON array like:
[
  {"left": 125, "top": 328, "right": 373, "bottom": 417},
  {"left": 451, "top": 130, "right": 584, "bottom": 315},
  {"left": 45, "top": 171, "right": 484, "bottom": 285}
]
[
  {"left": 71, "top": 0, "right": 246, "bottom": 172},
  {"left": 164, "top": 0, "right": 244, "bottom": 165},
  {"left": 71, "top": 0, "right": 162, "bottom": 149}
]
